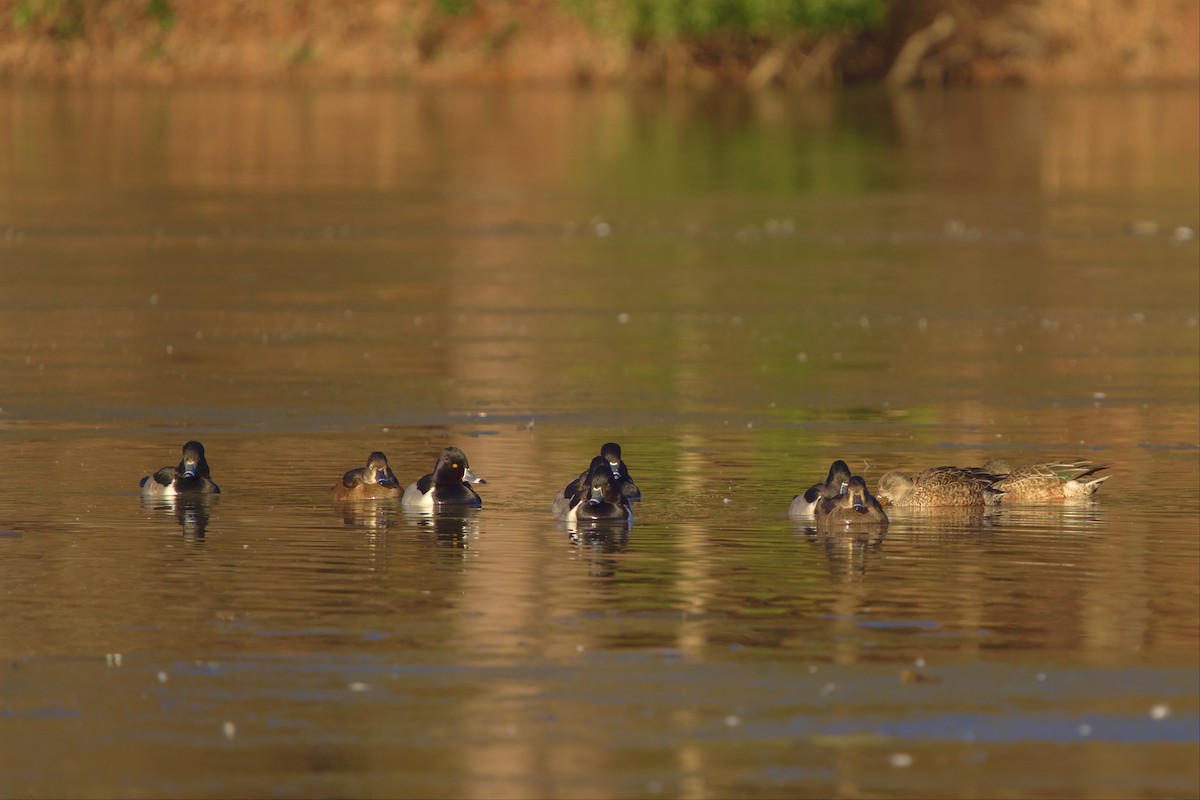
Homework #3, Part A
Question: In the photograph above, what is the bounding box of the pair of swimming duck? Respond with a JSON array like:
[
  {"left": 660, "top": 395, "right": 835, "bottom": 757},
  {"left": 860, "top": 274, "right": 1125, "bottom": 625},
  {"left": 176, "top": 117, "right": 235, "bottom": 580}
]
[
  {"left": 551, "top": 443, "right": 640, "bottom": 523},
  {"left": 334, "top": 446, "right": 487, "bottom": 509},
  {"left": 789, "top": 460, "right": 888, "bottom": 527},
  {"left": 789, "top": 458, "right": 1111, "bottom": 525},
  {"left": 141, "top": 442, "right": 486, "bottom": 510}
]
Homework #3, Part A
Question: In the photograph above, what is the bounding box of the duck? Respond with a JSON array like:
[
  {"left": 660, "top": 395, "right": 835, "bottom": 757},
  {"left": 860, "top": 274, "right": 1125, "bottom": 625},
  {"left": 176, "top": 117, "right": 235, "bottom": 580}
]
[
  {"left": 332, "top": 451, "right": 401, "bottom": 501},
  {"left": 814, "top": 476, "right": 888, "bottom": 528},
  {"left": 981, "top": 459, "right": 1110, "bottom": 501},
  {"left": 789, "top": 459, "right": 852, "bottom": 518},
  {"left": 875, "top": 465, "right": 1003, "bottom": 507},
  {"left": 140, "top": 440, "right": 221, "bottom": 496},
  {"left": 560, "top": 443, "right": 640, "bottom": 502},
  {"left": 401, "top": 446, "right": 486, "bottom": 510},
  {"left": 554, "top": 456, "right": 632, "bottom": 522}
]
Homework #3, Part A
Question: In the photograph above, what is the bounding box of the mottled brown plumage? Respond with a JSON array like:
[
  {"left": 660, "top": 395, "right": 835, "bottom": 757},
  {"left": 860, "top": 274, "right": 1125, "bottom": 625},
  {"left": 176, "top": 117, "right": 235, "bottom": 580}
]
[
  {"left": 876, "top": 466, "right": 1003, "bottom": 507},
  {"left": 982, "top": 459, "right": 1110, "bottom": 501}
]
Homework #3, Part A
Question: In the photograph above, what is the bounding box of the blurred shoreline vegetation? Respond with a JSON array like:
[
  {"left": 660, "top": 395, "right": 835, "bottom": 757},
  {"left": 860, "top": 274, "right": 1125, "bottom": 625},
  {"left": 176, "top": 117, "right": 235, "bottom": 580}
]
[{"left": 0, "top": 0, "right": 1195, "bottom": 86}]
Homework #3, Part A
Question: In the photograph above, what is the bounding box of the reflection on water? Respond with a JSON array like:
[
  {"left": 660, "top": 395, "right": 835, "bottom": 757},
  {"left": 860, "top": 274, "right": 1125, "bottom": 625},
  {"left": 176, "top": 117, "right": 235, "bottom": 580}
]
[
  {"left": 142, "top": 494, "right": 216, "bottom": 539},
  {"left": 0, "top": 86, "right": 1196, "bottom": 798},
  {"left": 404, "top": 505, "right": 479, "bottom": 547}
]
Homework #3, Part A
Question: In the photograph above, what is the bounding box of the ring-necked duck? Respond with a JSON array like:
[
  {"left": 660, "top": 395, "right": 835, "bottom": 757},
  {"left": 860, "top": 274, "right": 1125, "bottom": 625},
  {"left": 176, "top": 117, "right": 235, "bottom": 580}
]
[
  {"left": 560, "top": 443, "right": 640, "bottom": 503},
  {"left": 814, "top": 476, "right": 888, "bottom": 528},
  {"left": 789, "top": 459, "right": 852, "bottom": 518},
  {"left": 332, "top": 451, "right": 401, "bottom": 501},
  {"left": 554, "top": 456, "right": 632, "bottom": 522},
  {"left": 876, "top": 466, "right": 1003, "bottom": 507},
  {"left": 401, "top": 446, "right": 486, "bottom": 510},
  {"left": 140, "top": 441, "right": 220, "bottom": 496},
  {"left": 980, "top": 459, "right": 1110, "bottom": 501}
]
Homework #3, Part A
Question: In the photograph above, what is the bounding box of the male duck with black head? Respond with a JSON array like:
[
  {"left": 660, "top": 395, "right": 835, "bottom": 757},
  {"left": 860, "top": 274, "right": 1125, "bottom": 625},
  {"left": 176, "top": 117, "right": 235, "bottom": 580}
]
[
  {"left": 789, "top": 459, "right": 852, "bottom": 518},
  {"left": 559, "top": 442, "right": 641, "bottom": 503},
  {"left": 332, "top": 451, "right": 401, "bottom": 501},
  {"left": 553, "top": 456, "right": 633, "bottom": 523},
  {"left": 402, "top": 446, "right": 486, "bottom": 510},
  {"left": 140, "top": 441, "right": 221, "bottom": 496}
]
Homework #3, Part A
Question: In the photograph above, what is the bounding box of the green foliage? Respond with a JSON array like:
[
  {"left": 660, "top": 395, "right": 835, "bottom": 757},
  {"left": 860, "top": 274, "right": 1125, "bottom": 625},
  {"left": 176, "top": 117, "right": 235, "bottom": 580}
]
[
  {"left": 435, "top": 0, "right": 473, "bottom": 16},
  {"left": 12, "top": 0, "right": 49, "bottom": 30},
  {"left": 13, "top": 0, "right": 174, "bottom": 38},
  {"left": 12, "top": 0, "right": 86, "bottom": 39},
  {"left": 145, "top": 0, "right": 174, "bottom": 32},
  {"left": 561, "top": 0, "right": 886, "bottom": 40},
  {"left": 291, "top": 42, "right": 316, "bottom": 65}
]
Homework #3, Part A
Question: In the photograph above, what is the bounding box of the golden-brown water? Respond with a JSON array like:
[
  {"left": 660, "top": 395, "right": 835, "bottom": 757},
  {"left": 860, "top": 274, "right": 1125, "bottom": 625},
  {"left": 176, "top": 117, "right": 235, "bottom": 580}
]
[{"left": 1, "top": 87, "right": 1197, "bottom": 798}]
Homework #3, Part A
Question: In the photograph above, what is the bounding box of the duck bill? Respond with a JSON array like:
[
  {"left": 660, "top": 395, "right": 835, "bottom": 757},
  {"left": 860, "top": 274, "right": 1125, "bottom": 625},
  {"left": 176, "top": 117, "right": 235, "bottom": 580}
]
[
  {"left": 181, "top": 462, "right": 198, "bottom": 478},
  {"left": 608, "top": 463, "right": 622, "bottom": 480},
  {"left": 463, "top": 466, "right": 486, "bottom": 485},
  {"left": 588, "top": 485, "right": 605, "bottom": 503},
  {"left": 375, "top": 470, "right": 395, "bottom": 487}
]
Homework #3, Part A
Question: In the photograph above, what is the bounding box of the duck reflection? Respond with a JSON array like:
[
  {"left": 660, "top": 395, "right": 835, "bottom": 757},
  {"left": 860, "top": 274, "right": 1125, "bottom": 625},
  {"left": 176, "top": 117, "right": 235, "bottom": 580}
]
[
  {"left": 800, "top": 526, "right": 887, "bottom": 576},
  {"left": 404, "top": 506, "right": 478, "bottom": 549},
  {"left": 885, "top": 505, "right": 1004, "bottom": 535},
  {"left": 334, "top": 499, "right": 402, "bottom": 531},
  {"left": 142, "top": 494, "right": 215, "bottom": 539},
  {"left": 567, "top": 517, "right": 630, "bottom": 549}
]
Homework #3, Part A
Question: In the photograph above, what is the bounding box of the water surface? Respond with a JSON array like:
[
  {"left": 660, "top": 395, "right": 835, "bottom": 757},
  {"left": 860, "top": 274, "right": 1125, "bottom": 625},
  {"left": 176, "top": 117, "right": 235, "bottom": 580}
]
[{"left": 0, "top": 86, "right": 1197, "bottom": 798}]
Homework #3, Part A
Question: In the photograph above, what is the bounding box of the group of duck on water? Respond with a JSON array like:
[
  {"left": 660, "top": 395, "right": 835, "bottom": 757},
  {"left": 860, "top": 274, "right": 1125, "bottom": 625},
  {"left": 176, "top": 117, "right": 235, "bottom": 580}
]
[{"left": 140, "top": 440, "right": 1111, "bottom": 527}]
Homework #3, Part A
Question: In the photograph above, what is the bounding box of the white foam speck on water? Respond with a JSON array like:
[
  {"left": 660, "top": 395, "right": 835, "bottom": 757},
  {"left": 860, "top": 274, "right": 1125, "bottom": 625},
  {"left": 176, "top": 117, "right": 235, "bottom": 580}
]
[
  {"left": 348, "top": 682, "right": 370, "bottom": 692},
  {"left": 890, "top": 753, "right": 914, "bottom": 768},
  {"left": 724, "top": 715, "right": 741, "bottom": 728},
  {"left": 1150, "top": 703, "right": 1171, "bottom": 720},
  {"left": 157, "top": 671, "right": 168, "bottom": 684},
  {"left": 222, "top": 722, "right": 236, "bottom": 740}
]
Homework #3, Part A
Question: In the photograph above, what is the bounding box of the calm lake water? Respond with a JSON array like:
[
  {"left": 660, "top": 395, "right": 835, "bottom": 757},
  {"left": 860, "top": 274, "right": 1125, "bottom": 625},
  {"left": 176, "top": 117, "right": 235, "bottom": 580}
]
[{"left": 1, "top": 86, "right": 1197, "bottom": 798}]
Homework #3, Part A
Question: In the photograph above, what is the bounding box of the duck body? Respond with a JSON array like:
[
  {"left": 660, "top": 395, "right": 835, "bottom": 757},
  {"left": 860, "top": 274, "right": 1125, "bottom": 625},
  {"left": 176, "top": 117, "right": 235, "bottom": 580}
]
[
  {"left": 876, "top": 466, "right": 1002, "bottom": 507},
  {"left": 140, "top": 441, "right": 221, "bottom": 496},
  {"left": 814, "top": 476, "right": 888, "bottom": 528},
  {"left": 332, "top": 451, "right": 401, "bottom": 501},
  {"left": 789, "top": 459, "right": 853, "bottom": 518},
  {"left": 554, "top": 455, "right": 633, "bottom": 523},
  {"left": 982, "top": 459, "right": 1110, "bottom": 501},
  {"left": 402, "top": 446, "right": 485, "bottom": 510}
]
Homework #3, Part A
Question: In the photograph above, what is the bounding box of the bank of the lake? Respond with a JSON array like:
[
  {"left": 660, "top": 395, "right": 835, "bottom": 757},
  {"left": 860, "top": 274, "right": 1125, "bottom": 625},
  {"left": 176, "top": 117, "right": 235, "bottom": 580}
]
[{"left": 1, "top": 0, "right": 1197, "bottom": 87}]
